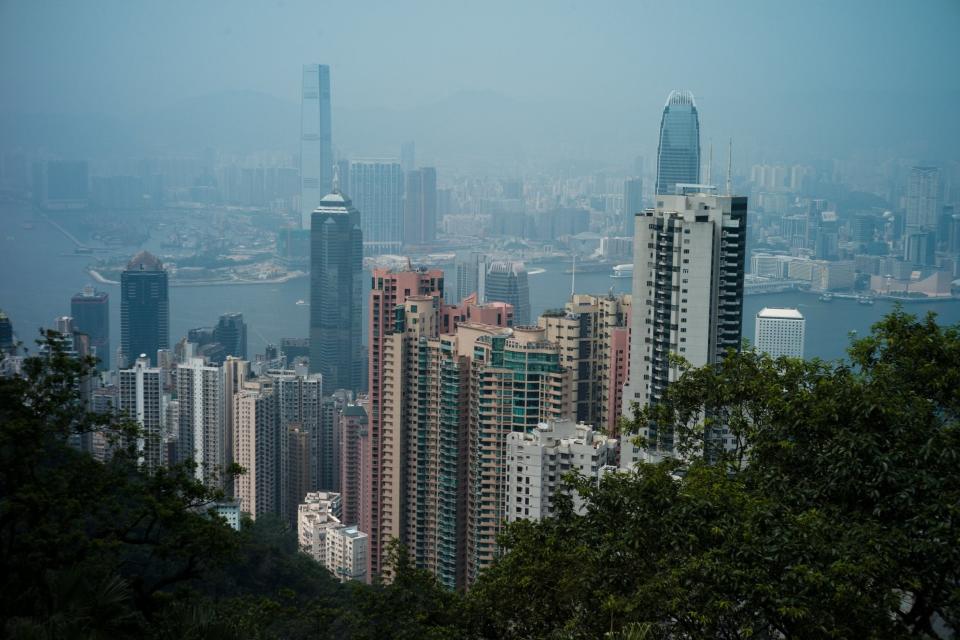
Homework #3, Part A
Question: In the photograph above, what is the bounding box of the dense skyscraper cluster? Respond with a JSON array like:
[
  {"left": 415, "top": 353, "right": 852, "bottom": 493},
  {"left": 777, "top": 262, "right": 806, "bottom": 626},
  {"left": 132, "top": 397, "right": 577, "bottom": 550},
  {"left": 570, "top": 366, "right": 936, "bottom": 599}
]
[{"left": 0, "top": 76, "right": 767, "bottom": 594}]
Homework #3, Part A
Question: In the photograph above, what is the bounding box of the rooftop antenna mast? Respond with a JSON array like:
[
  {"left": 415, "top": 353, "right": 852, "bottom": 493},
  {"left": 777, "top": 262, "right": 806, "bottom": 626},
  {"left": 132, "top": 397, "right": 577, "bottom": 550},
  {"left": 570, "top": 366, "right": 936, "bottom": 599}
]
[
  {"left": 332, "top": 163, "right": 341, "bottom": 194},
  {"left": 725, "top": 138, "right": 733, "bottom": 196}
]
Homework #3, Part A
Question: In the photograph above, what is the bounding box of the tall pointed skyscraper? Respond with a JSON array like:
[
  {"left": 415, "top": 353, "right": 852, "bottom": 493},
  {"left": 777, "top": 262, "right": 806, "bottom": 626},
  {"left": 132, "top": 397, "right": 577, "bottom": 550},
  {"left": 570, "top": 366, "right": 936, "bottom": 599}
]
[
  {"left": 309, "top": 181, "right": 363, "bottom": 391},
  {"left": 300, "top": 64, "right": 333, "bottom": 229},
  {"left": 655, "top": 90, "right": 701, "bottom": 195}
]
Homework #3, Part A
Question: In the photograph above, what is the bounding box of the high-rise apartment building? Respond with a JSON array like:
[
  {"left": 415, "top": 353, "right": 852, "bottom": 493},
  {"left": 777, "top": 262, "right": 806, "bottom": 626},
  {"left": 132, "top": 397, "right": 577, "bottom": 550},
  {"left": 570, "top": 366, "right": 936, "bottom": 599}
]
[
  {"left": 655, "top": 90, "right": 701, "bottom": 195},
  {"left": 300, "top": 64, "right": 333, "bottom": 229},
  {"left": 349, "top": 160, "right": 404, "bottom": 255},
  {"left": 339, "top": 403, "right": 369, "bottom": 527},
  {"left": 379, "top": 311, "right": 514, "bottom": 590},
  {"left": 484, "top": 261, "right": 530, "bottom": 325},
  {"left": 309, "top": 188, "right": 363, "bottom": 391},
  {"left": 538, "top": 293, "right": 632, "bottom": 435},
  {"left": 505, "top": 419, "right": 617, "bottom": 522},
  {"left": 623, "top": 177, "right": 643, "bottom": 237},
  {"left": 120, "top": 251, "right": 168, "bottom": 367},
  {"left": 176, "top": 357, "right": 223, "bottom": 486},
  {"left": 234, "top": 379, "right": 279, "bottom": 518},
  {"left": 905, "top": 166, "right": 941, "bottom": 233},
  {"left": 467, "top": 326, "right": 572, "bottom": 583},
  {"left": 367, "top": 266, "right": 519, "bottom": 589},
  {"left": 754, "top": 308, "right": 805, "bottom": 359},
  {"left": 318, "top": 396, "right": 341, "bottom": 492},
  {"left": 622, "top": 192, "right": 747, "bottom": 466},
  {"left": 71, "top": 285, "right": 109, "bottom": 370},
  {"left": 222, "top": 357, "right": 249, "bottom": 497},
  {"left": 366, "top": 268, "right": 444, "bottom": 580},
  {"left": 403, "top": 167, "right": 437, "bottom": 246},
  {"left": 119, "top": 355, "right": 165, "bottom": 472},
  {"left": 213, "top": 312, "right": 247, "bottom": 360},
  {"left": 265, "top": 368, "right": 323, "bottom": 522}
]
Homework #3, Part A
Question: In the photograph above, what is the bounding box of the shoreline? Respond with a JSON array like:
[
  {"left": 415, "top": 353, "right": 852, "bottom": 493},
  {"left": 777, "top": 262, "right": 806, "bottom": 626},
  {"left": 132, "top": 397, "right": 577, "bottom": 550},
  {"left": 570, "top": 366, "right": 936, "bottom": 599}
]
[{"left": 88, "top": 269, "right": 307, "bottom": 288}]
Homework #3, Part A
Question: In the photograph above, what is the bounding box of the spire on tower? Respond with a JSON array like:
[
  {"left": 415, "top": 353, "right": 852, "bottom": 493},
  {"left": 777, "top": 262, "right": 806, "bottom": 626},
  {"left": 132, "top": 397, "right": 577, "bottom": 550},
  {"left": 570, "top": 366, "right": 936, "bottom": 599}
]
[{"left": 332, "top": 163, "right": 341, "bottom": 194}]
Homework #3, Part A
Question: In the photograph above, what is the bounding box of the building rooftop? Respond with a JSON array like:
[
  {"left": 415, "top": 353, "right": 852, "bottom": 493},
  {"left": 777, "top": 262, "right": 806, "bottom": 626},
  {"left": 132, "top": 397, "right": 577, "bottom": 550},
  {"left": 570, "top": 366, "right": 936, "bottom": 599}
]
[
  {"left": 125, "top": 250, "right": 163, "bottom": 271},
  {"left": 757, "top": 307, "right": 803, "bottom": 320}
]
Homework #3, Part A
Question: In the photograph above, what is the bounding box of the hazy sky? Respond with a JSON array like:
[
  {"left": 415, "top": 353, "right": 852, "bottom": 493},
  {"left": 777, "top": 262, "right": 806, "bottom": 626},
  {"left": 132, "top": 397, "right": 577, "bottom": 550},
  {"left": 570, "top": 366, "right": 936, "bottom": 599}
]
[{"left": 2, "top": 0, "right": 958, "bottom": 167}]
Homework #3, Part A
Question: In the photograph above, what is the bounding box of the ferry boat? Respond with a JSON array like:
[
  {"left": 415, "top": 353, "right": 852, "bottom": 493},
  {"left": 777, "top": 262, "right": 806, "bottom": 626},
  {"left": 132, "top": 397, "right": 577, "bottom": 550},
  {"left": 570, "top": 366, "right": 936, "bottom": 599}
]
[
  {"left": 611, "top": 264, "right": 634, "bottom": 278},
  {"left": 295, "top": 299, "right": 307, "bottom": 306},
  {"left": 818, "top": 292, "right": 833, "bottom": 302},
  {"left": 857, "top": 295, "right": 875, "bottom": 306}
]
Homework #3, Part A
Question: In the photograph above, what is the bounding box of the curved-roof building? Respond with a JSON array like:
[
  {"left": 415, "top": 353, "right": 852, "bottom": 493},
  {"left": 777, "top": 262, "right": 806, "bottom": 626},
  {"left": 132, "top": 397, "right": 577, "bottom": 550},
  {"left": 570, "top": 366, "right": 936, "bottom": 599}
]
[{"left": 655, "top": 90, "right": 701, "bottom": 196}]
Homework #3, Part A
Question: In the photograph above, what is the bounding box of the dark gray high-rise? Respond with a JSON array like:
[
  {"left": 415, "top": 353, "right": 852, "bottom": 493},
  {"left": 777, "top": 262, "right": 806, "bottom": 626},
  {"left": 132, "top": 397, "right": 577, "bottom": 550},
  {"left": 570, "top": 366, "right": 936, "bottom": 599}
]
[
  {"left": 71, "top": 285, "right": 109, "bottom": 370},
  {"left": 655, "top": 90, "right": 701, "bottom": 195},
  {"left": 214, "top": 312, "right": 247, "bottom": 359},
  {"left": 309, "top": 188, "right": 363, "bottom": 391},
  {"left": 120, "top": 251, "right": 168, "bottom": 367}
]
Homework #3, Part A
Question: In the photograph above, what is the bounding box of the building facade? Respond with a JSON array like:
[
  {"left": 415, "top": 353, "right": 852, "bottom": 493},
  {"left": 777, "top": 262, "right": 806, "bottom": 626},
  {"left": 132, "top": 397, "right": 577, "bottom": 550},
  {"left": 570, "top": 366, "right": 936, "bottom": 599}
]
[
  {"left": 905, "top": 166, "right": 940, "bottom": 233},
  {"left": 213, "top": 312, "right": 247, "bottom": 360},
  {"left": 176, "top": 357, "right": 223, "bottom": 486},
  {"left": 623, "top": 177, "right": 643, "bottom": 237},
  {"left": 309, "top": 189, "right": 364, "bottom": 391},
  {"left": 505, "top": 419, "right": 618, "bottom": 522},
  {"left": 622, "top": 192, "right": 747, "bottom": 466},
  {"left": 403, "top": 167, "right": 437, "bottom": 246},
  {"left": 118, "top": 355, "right": 165, "bottom": 472},
  {"left": 755, "top": 308, "right": 805, "bottom": 359},
  {"left": 538, "top": 293, "right": 632, "bottom": 435},
  {"left": 71, "top": 285, "right": 109, "bottom": 370},
  {"left": 655, "top": 90, "right": 701, "bottom": 196},
  {"left": 349, "top": 160, "right": 404, "bottom": 255},
  {"left": 366, "top": 268, "right": 444, "bottom": 581},
  {"left": 234, "top": 379, "right": 279, "bottom": 518},
  {"left": 484, "top": 261, "right": 530, "bottom": 326},
  {"left": 467, "top": 326, "right": 572, "bottom": 583},
  {"left": 300, "top": 63, "right": 333, "bottom": 229},
  {"left": 120, "top": 251, "right": 169, "bottom": 367}
]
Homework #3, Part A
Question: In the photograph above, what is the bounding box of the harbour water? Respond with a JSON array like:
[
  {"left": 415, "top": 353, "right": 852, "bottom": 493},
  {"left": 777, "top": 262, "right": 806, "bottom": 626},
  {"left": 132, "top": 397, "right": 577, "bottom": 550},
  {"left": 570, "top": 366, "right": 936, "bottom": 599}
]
[{"left": 2, "top": 204, "right": 959, "bottom": 362}]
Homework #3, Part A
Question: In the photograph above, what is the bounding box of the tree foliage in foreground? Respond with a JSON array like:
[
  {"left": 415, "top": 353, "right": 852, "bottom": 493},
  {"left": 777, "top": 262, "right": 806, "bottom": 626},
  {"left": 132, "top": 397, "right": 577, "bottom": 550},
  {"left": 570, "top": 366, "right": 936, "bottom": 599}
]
[
  {"left": 1, "top": 311, "right": 958, "bottom": 638},
  {"left": 471, "top": 310, "right": 959, "bottom": 639}
]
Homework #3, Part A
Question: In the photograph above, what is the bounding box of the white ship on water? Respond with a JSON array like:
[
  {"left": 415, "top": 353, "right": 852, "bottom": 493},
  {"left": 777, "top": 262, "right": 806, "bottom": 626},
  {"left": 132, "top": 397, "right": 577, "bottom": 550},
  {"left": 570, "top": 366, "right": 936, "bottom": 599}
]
[{"left": 610, "top": 264, "right": 633, "bottom": 278}]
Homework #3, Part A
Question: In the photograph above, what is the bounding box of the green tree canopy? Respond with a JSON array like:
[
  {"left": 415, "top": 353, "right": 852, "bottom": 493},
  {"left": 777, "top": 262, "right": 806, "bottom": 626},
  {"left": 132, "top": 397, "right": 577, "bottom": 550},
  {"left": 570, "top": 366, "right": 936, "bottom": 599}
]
[{"left": 470, "top": 310, "right": 959, "bottom": 639}]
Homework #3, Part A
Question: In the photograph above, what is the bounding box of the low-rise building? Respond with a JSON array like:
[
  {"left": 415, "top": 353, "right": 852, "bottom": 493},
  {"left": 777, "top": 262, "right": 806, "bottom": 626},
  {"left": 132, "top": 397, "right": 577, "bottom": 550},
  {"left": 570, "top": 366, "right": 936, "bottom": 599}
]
[{"left": 505, "top": 419, "right": 618, "bottom": 522}]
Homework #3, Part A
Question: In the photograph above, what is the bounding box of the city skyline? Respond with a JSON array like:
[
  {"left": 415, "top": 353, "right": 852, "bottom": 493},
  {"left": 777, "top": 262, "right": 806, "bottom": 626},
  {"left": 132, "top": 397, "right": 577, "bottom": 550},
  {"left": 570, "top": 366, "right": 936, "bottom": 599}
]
[{"left": 2, "top": 2, "right": 958, "bottom": 168}]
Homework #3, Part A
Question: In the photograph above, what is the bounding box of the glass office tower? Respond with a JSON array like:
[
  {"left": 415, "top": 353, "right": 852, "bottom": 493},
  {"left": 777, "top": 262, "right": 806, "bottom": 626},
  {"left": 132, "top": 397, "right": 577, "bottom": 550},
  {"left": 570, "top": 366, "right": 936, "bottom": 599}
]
[
  {"left": 309, "top": 188, "right": 364, "bottom": 391},
  {"left": 120, "top": 251, "right": 168, "bottom": 367},
  {"left": 655, "top": 90, "right": 701, "bottom": 196}
]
